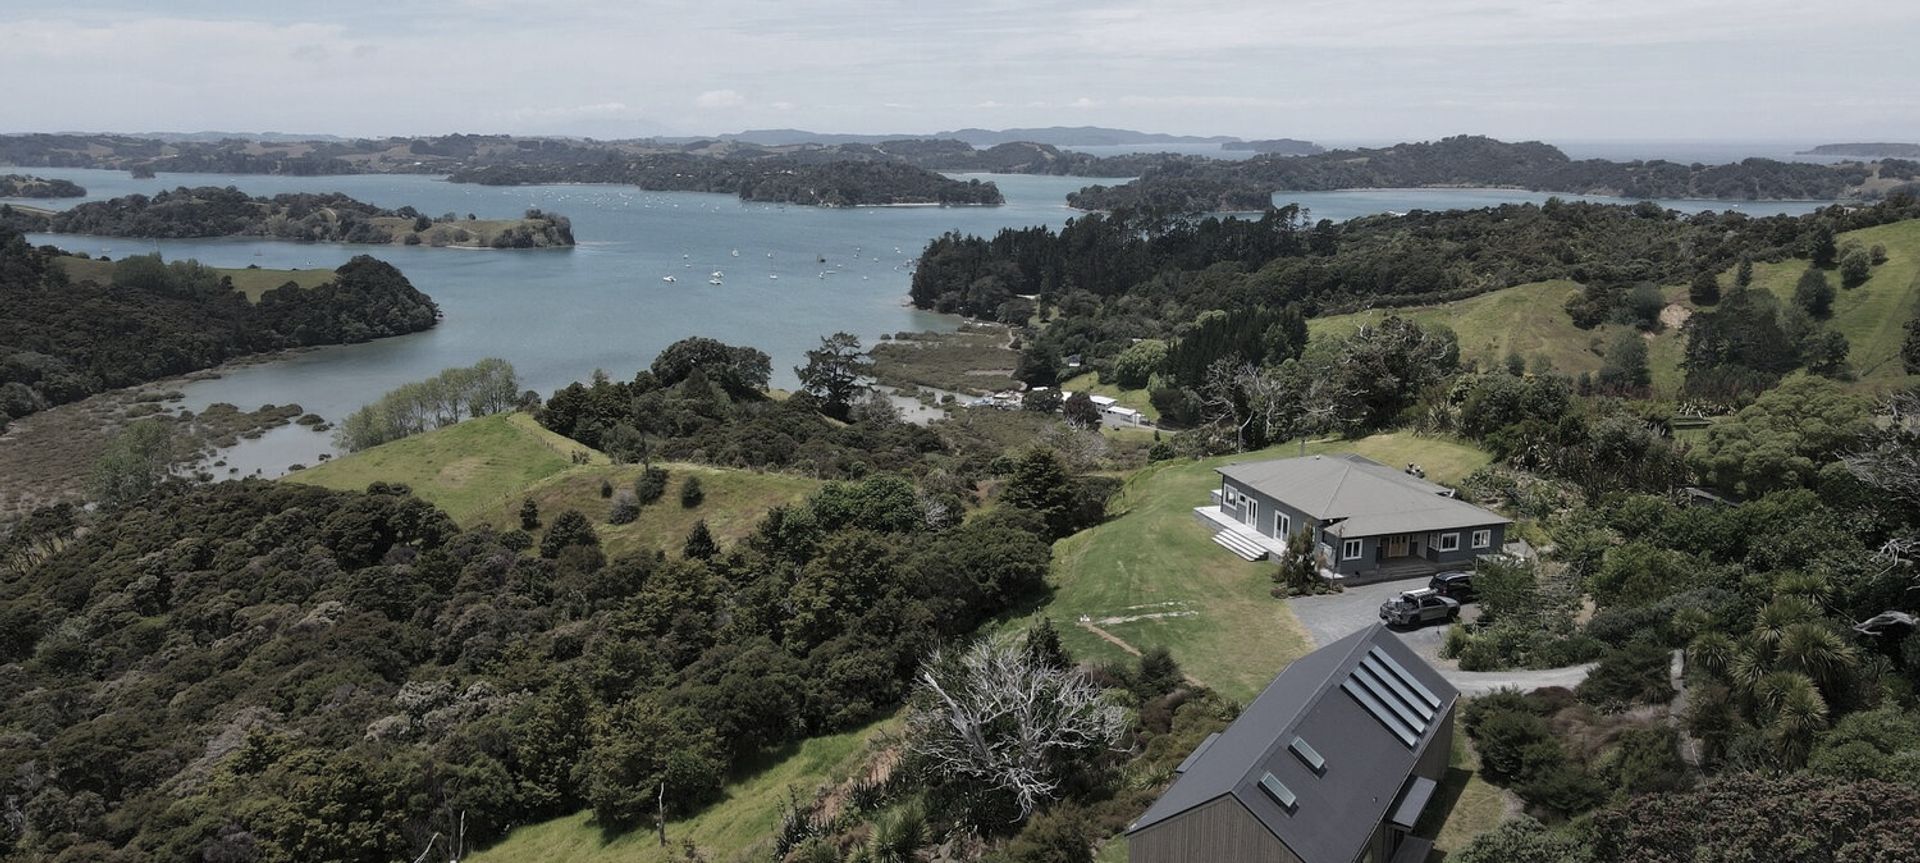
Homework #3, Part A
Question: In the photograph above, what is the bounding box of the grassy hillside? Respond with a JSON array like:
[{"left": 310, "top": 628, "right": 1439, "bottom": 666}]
[
  {"left": 475, "top": 460, "right": 822, "bottom": 560},
  {"left": 1012, "top": 431, "right": 1490, "bottom": 704},
  {"left": 470, "top": 719, "right": 892, "bottom": 863},
  {"left": 53, "top": 255, "right": 338, "bottom": 302},
  {"left": 290, "top": 412, "right": 821, "bottom": 556},
  {"left": 1748, "top": 218, "right": 1920, "bottom": 385},
  {"left": 1309, "top": 218, "right": 1920, "bottom": 395},
  {"left": 287, "top": 413, "right": 589, "bottom": 523}
]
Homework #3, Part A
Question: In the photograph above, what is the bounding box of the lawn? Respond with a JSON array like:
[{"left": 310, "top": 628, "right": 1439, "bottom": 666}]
[
  {"left": 1419, "top": 732, "right": 1510, "bottom": 859},
  {"left": 476, "top": 460, "right": 823, "bottom": 560},
  {"left": 1013, "top": 431, "right": 1490, "bottom": 704},
  {"left": 1059, "top": 371, "right": 1161, "bottom": 422},
  {"left": 53, "top": 255, "right": 338, "bottom": 302},
  {"left": 469, "top": 718, "right": 892, "bottom": 863},
  {"left": 287, "top": 413, "right": 588, "bottom": 523}
]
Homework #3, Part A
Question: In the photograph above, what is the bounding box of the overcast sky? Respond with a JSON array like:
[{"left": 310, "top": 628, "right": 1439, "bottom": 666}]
[{"left": 4, "top": 0, "right": 1916, "bottom": 142}]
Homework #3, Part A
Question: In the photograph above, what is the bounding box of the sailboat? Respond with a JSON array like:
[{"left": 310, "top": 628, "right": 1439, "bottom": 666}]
[{"left": 708, "top": 276, "right": 723, "bottom": 285}]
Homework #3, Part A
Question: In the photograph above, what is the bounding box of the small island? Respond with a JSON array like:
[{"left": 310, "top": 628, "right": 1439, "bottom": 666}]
[
  {"left": 1802, "top": 142, "right": 1920, "bottom": 159},
  {"left": 0, "top": 173, "right": 86, "bottom": 198},
  {"left": 1221, "top": 138, "right": 1325, "bottom": 155},
  {"left": 0, "top": 186, "right": 574, "bottom": 248}
]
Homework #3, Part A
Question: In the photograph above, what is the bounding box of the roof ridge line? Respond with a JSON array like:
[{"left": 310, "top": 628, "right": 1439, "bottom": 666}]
[{"left": 1319, "top": 461, "right": 1356, "bottom": 518}]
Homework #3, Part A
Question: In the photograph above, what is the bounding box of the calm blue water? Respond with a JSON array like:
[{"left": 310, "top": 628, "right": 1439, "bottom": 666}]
[{"left": 6, "top": 165, "right": 1843, "bottom": 474}]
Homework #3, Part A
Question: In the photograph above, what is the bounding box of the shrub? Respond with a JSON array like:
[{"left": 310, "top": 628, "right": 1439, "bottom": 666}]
[
  {"left": 519, "top": 498, "right": 540, "bottom": 530},
  {"left": 608, "top": 493, "right": 639, "bottom": 525},
  {"left": 1516, "top": 762, "right": 1609, "bottom": 816},
  {"left": 599, "top": 478, "right": 614, "bottom": 498},
  {"left": 680, "top": 475, "right": 705, "bottom": 508},
  {"left": 1576, "top": 640, "right": 1674, "bottom": 710},
  {"left": 1475, "top": 709, "right": 1554, "bottom": 780},
  {"left": 634, "top": 466, "right": 668, "bottom": 504}
]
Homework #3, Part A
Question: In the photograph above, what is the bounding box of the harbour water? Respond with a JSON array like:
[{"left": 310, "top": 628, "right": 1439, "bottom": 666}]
[{"left": 9, "top": 166, "right": 1844, "bottom": 475}]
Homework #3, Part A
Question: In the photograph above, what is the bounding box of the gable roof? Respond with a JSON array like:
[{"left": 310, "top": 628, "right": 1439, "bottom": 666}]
[
  {"left": 1127, "top": 624, "right": 1460, "bottom": 863},
  {"left": 1217, "top": 453, "right": 1509, "bottom": 537}
]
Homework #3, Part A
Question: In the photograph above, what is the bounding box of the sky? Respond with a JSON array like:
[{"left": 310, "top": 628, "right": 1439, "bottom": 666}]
[{"left": 2, "top": 0, "right": 1916, "bottom": 143}]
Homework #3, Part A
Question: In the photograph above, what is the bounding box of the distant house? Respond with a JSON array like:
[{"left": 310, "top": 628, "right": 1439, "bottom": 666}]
[
  {"left": 1128, "top": 623, "right": 1458, "bottom": 863},
  {"left": 1198, "top": 453, "right": 1509, "bottom": 579}
]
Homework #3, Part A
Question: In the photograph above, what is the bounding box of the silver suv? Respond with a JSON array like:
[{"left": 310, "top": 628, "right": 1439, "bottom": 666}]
[{"left": 1378, "top": 588, "right": 1461, "bottom": 628}]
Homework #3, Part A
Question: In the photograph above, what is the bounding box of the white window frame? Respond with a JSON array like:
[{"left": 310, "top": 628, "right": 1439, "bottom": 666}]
[
  {"left": 1276, "top": 513, "right": 1290, "bottom": 537},
  {"left": 1472, "top": 529, "right": 1492, "bottom": 549},
  {"left": 1342, "top": 538, "right": 1364, "bottom": 560},
  {"left": 1437, "top": 532, "right": 1461, "bottom": 552}
]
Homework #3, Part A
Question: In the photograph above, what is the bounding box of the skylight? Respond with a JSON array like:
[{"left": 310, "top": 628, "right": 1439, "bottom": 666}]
[
  {"left": 1258, "top": 772, "right": 1298, "bottom": 812},
  {"left": 1289, "top": 736, "right": 1327, "bottom": 775}
]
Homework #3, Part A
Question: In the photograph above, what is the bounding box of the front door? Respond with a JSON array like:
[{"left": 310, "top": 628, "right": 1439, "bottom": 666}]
[
  {"left": 1243, "top": 497, "right": 1258, "bottom": 528},
  {"left": 1385, "top": 534, "right": 1410, "bottom": 558}
]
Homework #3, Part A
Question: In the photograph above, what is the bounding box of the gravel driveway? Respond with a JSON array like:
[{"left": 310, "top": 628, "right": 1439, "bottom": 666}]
[{"left": 1289, "top": 579, "right": 1595, "bottom": 695}]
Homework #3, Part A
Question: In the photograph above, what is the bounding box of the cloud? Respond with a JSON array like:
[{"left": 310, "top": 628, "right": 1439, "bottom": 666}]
[
  {"left": 694, "top": 89, "right": 746, "bottom": 109},
  {"left": 1068, "top": 97, "right": 1098, "bottom": 109}
]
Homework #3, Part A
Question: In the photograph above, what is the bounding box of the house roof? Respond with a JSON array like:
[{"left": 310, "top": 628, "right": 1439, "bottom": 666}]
[
  {"left": 1126, "top": 624, "right": 1460, "bottom": 863},
  {"left": 1218, "top": 453, "right": 1509, "bottom": 538}
]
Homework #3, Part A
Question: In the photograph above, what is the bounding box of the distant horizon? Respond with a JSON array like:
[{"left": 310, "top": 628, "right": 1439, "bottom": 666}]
[{"left": 2, "top": 128, "right": 1901, "bottom": 148}]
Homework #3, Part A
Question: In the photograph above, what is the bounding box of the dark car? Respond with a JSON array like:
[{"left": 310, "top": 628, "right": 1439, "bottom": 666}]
[
  {"left": 1378, "top": 589, "right": 1460, "bottom": 628},
  {"left": 1429, "top": 571, "right": 1475, "bottom": 601}
]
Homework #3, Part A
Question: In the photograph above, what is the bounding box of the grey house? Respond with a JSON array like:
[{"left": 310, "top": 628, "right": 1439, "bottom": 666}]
[
  {"left": 1201, "top": 453, "right": 1510, "bottom": 580},
  {"left": 1127, "top": 623, "right": 1458, "bottom": 863}
]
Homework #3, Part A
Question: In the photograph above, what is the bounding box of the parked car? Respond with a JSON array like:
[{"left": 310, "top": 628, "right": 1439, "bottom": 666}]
[
  {"left": 1428, "top": 571, "right": 1475, "bottom": 601},
  {"left": 1379, "top": 588, "right": 1460, "bottom": 628}
]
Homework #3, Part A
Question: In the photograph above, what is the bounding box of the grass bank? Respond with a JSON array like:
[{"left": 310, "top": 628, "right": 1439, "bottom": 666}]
[
  {"left": 469, "top": 719, "right": 892, "bottom": 863},
  {"left": 287, "top": 413, "right": 586, "bottom": 523},
  {"left": 53, "top": 255, "right": 338, "bottom": 302}
]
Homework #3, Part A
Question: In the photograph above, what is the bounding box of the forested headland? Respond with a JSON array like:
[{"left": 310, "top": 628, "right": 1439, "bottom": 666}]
[
  {"left": 450, "top": 154, "right": 1006, "bottom": 207},
  {"left": 0, "top": 231, "right": 438, "bottom": 431},
  {"left": 0, "top": 187, "right": 574, "bottom": 248},
  {"left": 1066, "top": 135, "right": 1903, "bottom": 211},
  {"left": 0, "top": 174, "right": 84, "bottom": 198}
]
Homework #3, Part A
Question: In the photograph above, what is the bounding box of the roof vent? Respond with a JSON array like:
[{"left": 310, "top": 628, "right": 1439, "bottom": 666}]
[{"left": 1257, "top": 772, "right": 1298, "bottom": 813}]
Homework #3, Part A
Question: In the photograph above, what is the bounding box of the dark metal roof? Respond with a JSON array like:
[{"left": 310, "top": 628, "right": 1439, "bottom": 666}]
[
  {"left": 1389, "top": 776, "right": 1437, "bottom": 829},
  {"left": 1126, "top": 624, "right": 1460, "bottom": 863},
  {"left": 1216, "top": 454, "right": 1510, "bottom": 537}
]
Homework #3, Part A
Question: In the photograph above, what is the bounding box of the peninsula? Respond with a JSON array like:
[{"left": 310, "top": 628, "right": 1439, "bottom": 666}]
[
  {"left": 1067, "top": 135, "right": 1910, "bottom": 211},
  {"left": 0, "top": 186, "right": 574, "bottom": 248},
  {"left": 0, "top": 173, "right": 85, "bottom": 198}
]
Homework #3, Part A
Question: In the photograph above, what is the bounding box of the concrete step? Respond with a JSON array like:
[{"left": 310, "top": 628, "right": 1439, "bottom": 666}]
[{"left": 1211, "top": 530, "right": 1267, "bottom": 561}]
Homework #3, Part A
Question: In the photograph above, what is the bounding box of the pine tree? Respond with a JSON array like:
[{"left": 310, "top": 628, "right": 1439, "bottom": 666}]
[{"left": 683, "top": 519, "right": 718, "bottom": 560}]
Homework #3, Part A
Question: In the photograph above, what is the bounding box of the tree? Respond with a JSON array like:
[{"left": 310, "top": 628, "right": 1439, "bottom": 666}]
[
  {"left": 539, "top": 509, "right": 599, "bottom": 558},
  {"left": 1000, "top": 449, "right": 1079, "bottom": 538},
  {"left": 1904, "top": 318, "right": 1920, "bottom": 375},
  {"left": 1839, "top": 247, "right": 1873, "bottom": 288},
  {"left": 1689, "top": 270, "right": 1721, "bottom": 305},
  {"left": 649, "top": 336, "right": 771, "bottom": 398},
  {"left": 796, "top": 332, "right": 872, "bottom": 420},
  {"left": 1107, "top": 339, "right": 1166, "bottom": 389},
  {"left": 585, "top": 699, "right": 723, "bottom": 827},
  {"left": 1735, "top": 255, "right": 1754, "bottom": 288},
  {"left": 1272, "top": 527, "right": 1320, "bottom": 594},
  {"left": 679, "top": 475, "right": 704, "bottom": 508},
  {"left": 1061, "top": 391, "right": 1101, "bottom": 430},
  {"left": 635, "top": 466, "right": 668, "bottom": 504},
  {"left": 1806, "top": 220, "right": 1838, "bottom": 267},
  {"left": 1692, "top": 377, "right": 1871, "bottom": 496},
  {"left": 1794, "top": 268, "right": 1835, "bottom": 318},
  {"left": 1021, "top": 388, "right": 1062, "bottom": 413},
  {"left": 682, "top": 519, "right": 717, "bottom": 560},
  {"left": 87, "top": 419, "right": 176, "bottom": 508},
  {"left": 519, "top": 498, "right": 540, "bottom": 530},
  {"left": 903, "top": 639, "right": 1127, "bottom": 821},
  {"left": 1596, "top": 330, "right": 1651, "bottom": 392}
]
